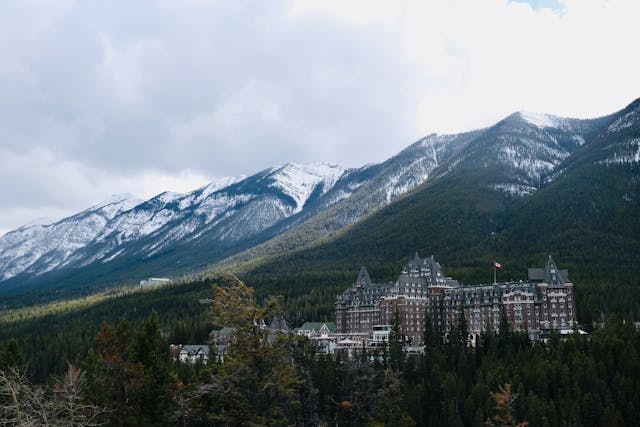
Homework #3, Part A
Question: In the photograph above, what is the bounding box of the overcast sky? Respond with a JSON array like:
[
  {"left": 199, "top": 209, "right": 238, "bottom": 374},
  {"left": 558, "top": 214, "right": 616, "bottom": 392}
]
[{"left": 1, "top": 0, "right": 639, "bottom": 235}]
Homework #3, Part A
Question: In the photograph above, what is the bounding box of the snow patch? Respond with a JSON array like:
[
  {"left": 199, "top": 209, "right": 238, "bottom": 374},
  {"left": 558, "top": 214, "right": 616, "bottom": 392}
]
[
  {"left": 597, "top": 138, "right": 640, "bottom": 165},
  {"left": 490, "top": 183, "right": 537, "bottom": 197},
  {"left": 195, "top": 193, "right": 252, "bottom": 224},
  {"left": 498, "top": 142, "right": 567, "bottom": 181},
  {"left": 198, "top": 176, "right": 245, "bottom": 198},
  {"left": 419, "top": 135, "right": 442, "bottom": 165},
  {"left": 572, "top": 135, "right": 586, "bottom": 146},
  {"left": 154, "top": 191, "right": 182, "bottom": 204},
  {"left": 0, "top": 195, "right": 146, "bottom": 281},
  {"left": 101, "top": 248, "right": 125, "bottom": 263},
  {"left": 518, "top": 111, "right": 563, "bottom": 129},
  {"left": 608, "top": 109, "right": 640, "bottom": 133},
  {"left": 269, "top": 163, "right": 345, "bottom": 213},
  {"left": 384, "top": 160, "right": 431, "bottom": 203}
]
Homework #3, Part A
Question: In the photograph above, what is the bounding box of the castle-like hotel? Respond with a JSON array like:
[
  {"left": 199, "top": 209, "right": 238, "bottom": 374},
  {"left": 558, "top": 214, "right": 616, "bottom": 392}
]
[{"left": 336, "top": 254, "right": 576, "bottom": 345}]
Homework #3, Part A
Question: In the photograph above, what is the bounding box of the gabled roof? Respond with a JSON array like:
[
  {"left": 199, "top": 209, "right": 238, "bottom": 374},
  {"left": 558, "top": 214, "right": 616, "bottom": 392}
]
[
  {"left": 181, "top": 345, "right": 210, "bottom": 356},
  {"left": 399, "top": 253, "right": 449, "bottom": 287},
  {"left": 528, "top": 255, "right": 569, "bottom": 285},
  {"left": 544, "top": 255, "right": 569, "bottom": 286},
  {"left": 355, "top": 266, "right": 372, "bottom": 287},
  {"left": 337, "top": 278, "right": 394, "bottom": 306},
  {"left": 299, "top": 322, "right": 336, "bottom": 333},
  {"left": 407, "top": 252, "right": 422, "bottom": 267}
]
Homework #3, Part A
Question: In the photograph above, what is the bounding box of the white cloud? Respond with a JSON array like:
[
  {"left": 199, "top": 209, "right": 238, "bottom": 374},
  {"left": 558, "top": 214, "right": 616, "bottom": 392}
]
[
  {"left": 0, "top": 0, "right": 639, "bottom": 233},
  {"left": 297, "top": 0, "right": 640, "bottom": 131}
]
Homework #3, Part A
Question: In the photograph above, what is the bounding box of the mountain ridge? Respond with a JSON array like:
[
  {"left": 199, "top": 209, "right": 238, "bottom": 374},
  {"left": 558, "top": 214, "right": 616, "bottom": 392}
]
[
  {"left": 1, "top": 97, "right": 639, "bottom": 297},
  {"left": 0, "top": 138, "right": 456, "bottom": 293},
  {"left": 238, "top": 97, "right": 640, "bottom": 325}
]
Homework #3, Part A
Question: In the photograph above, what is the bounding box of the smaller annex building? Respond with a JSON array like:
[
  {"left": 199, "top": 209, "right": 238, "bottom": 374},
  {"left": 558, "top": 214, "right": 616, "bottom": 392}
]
[
  {"left": 169, "top": 344, "right": 210, "bottom": 364},
  {"left": 140, "top": 277, "right": 172, "bottom": 286},
  {"left": 295, "top": 322, "right": 337, "bottom": 354},
  {"left": 296, "top": 322, "right": 336, "bottom": 339},
  {"left": 336, "top": 254, "right": 576, "bottom": 345}
]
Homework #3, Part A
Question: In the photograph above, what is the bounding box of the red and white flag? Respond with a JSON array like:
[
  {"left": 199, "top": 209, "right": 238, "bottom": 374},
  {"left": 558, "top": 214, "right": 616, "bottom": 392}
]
[{"left": 494, "top": 261, "right": 503, "bottom": 269}]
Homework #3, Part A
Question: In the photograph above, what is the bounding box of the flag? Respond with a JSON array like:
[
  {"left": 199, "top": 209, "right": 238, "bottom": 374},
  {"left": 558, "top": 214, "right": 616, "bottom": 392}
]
[{"left": 494, "top": 261, "right": 503, "bottom": 269}]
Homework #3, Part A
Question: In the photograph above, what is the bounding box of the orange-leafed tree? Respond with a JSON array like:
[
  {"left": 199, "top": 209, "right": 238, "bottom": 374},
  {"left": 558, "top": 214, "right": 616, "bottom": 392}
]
[{"left": 486, "top": 383, "right": 528, "bottom": 427}]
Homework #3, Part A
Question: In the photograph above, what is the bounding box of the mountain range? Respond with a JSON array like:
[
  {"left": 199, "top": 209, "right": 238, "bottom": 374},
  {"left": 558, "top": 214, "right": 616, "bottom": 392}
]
[
  {"left": 1, "top": 97, "right": 639, "bottom": 301},
  {"left": 0, "top": 133, "right": 462, "bottom": 293}
]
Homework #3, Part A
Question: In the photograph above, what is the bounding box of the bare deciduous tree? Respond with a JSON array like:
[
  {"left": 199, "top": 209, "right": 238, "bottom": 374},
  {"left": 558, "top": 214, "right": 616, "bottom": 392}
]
[{"left": 0, "top": 365, "right": 107, "bottom": 427}]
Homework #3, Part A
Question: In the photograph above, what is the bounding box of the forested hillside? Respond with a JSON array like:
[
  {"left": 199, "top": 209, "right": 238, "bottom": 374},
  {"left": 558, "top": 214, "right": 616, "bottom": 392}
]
[
  {"left": 0, "top": 281, "right": 214, "bottom": 382},
  {"left": 4, "top": 99, "right": 638, "bottom": 307},
  {"left": 1, "top": 279, "right": 639, "bottom": 426},
  {"left": 1, "top": 100, "right": 638, "bottom": 403},
  {"left": 243, "top": 100, "right": 640, "bottom": 325}
]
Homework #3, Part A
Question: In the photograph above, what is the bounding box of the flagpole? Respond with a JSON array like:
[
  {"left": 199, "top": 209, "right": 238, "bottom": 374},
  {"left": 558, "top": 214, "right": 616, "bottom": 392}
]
[{"left": 493, "top": 260, "right": 496, "bottom": 285}]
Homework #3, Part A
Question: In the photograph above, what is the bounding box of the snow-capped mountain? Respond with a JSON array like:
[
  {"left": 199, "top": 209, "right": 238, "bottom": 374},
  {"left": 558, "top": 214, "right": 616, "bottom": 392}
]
[
  {"left": 0, "top": 139, "right": 457, "bottom": 291},
  {"left": 1, "top": 98, "right": 638, "bottom": 294},
  {"left": 0, "top": 163, "right": 355, "bottom": 288},
  {"left": 0, "top": 194, "right": 141, "bottom": 281},
  {"left": 433, "top": 109, "right": 610, "bottom": 197},
  {"left": 212, "top": 130, "right": 484, "bottom": 269}
]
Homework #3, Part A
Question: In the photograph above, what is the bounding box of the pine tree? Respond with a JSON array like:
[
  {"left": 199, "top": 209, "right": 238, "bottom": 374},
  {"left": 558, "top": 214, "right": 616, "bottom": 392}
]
[
  {"left": 200, "top": 276, "right": 308, "bottom": 425},
  {"left": 134, "top": 310, "right": 176, "bottom": 424},
  {"left": 370, "top": 369, "right": 416, "bottom": 426}
]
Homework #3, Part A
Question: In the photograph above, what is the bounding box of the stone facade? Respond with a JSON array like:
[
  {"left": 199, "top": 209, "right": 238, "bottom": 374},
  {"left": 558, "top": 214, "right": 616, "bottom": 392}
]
[{"left": 336, "top": 254, "right": 576, "bottom": 344}]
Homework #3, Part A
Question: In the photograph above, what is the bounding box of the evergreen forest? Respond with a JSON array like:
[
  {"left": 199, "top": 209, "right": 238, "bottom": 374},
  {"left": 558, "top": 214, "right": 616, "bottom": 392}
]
[{"left": 1, "top": 276, "right": 639, "bottom": 426}]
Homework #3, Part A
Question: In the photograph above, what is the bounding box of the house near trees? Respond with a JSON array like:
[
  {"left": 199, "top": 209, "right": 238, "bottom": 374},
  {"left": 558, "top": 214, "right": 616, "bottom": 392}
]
[{"left": 169, "top": 344, "right": 210, "bottom": 364}]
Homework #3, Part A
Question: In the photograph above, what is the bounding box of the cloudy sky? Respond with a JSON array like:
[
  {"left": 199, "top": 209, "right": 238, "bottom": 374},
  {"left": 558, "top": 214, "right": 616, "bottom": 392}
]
[{"left": 1, "top": 0, "right": 639, "bottom": 235}]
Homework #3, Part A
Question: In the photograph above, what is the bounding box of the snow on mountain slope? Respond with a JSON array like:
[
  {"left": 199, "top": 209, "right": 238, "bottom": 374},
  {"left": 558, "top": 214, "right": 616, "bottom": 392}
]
[
  {"left": 1, "top": 100, "right": 634, "bottom": 291},
  {"left": 306, "top": 133, "right": 471, "bottom": 223},
  {"left": 178, "top": 176, "right": 244, "bottom": 210},
  {"left": 268, "top": 163, "right": 345, "bottom": 213},
  {"left": 607, "top": 106, "right": 640, "bottom": 133},
  {"left": 97, "top": 192, "right": 184, "bottom": 243},
  {"left": 495, "top": 134, "right": 570, "bottom": 190},
  {"left": 208, "top": 132, "right": 483, "bottom": 271},
  {"left": 0, "top": 194, "right": 141, "bottom": 281},
  {"left": 92, "top": 193, "right": 143, "bottom": 217},
  {"left": 445, "top": 112, "right": 606, "bottom": 196},
  {"left": 0, "top": 163, "right": 354, "bottom": 284},
  {"left": 0, "top": 223, "right": 49, "bottom": 257},
  {"left": 597, "top": 138, "right": 640, "bottom": 165},
  {"left": 380, "top": 135, "right": 449, "bottom": 202},
  {"left": 96, "top": 177, "right": 247, "bottom": 251},
  {"left": 213, "top": 196, "right": 292, "bottom": 242},
  {"left": 596, "top": 102, "right": 640, "bottom": 165},
  {"left": 518, "top": 111, "right": 565, "bottom": 129},
  {"left": 310, "top": 133, "right": 479, "bottom": 229}
]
